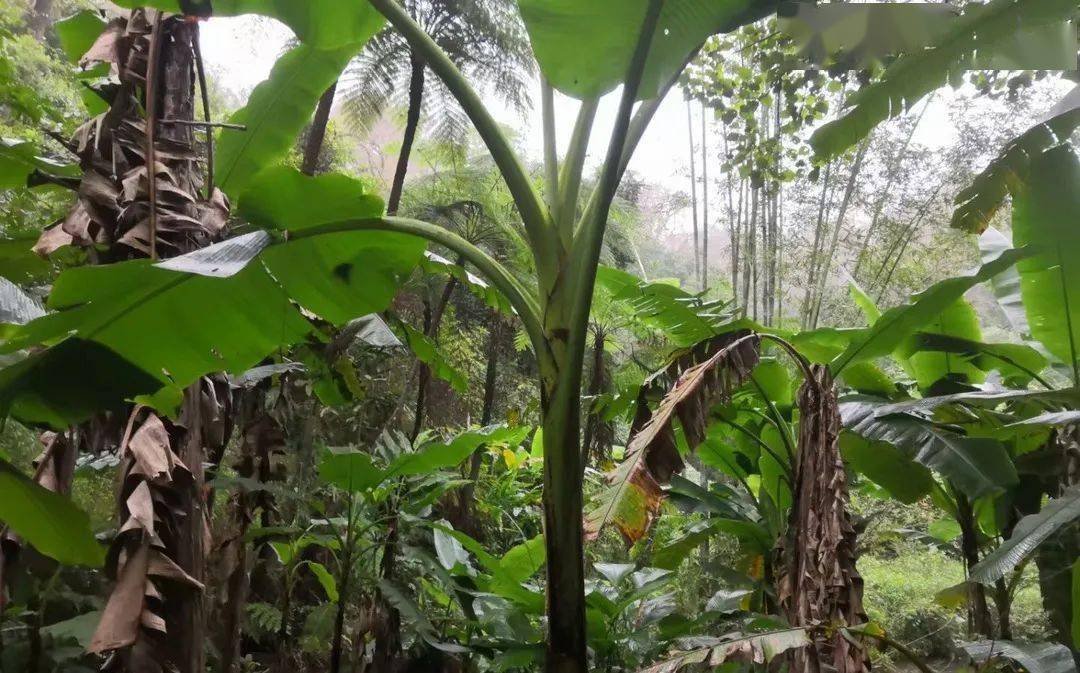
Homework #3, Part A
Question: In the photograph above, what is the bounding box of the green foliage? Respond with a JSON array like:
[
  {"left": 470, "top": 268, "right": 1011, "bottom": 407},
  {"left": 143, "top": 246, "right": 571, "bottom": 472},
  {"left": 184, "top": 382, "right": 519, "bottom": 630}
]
[
  {"left": 217, "top": 44, "right": 362, "bottom": 195},
  {"left": 970, "top": 485, "right": 1080, "bottom": 584},
  {"left": 1011, "top": 144, "right": 1080, "bottom": 379},
  {"left": 519, "top": 0, "right": 775, "bottom": 100},
  {"left": 830, "top": 246, "right": 1032, "bottom": 375},
  {"left": 810, "top": 0, "right": 1077, "bottom": 160},
  {"left": 0, "top": 457, "right": 104, "bottom": 566}
]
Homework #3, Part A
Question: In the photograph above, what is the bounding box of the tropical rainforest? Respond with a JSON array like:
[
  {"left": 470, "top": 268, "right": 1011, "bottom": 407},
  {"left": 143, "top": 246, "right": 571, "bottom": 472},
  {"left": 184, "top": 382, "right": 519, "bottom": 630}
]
[{"left": 0, "top": 1, "right": 1078, "bottom": 673}]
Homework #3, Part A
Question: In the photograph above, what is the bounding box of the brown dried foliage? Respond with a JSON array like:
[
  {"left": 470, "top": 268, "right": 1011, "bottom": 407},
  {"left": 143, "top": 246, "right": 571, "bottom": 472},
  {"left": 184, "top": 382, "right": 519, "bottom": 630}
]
[
  {"left": 775, "top": 365, "right": 870, "bottom": 673},
  {"left": 585, "top": 330, "right": 760, "bottom": 544}
]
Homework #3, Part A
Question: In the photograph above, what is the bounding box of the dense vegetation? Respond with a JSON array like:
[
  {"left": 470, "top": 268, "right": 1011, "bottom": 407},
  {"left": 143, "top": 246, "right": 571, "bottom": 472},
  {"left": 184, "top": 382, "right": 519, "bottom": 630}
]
[{"left": 0, "top": 1, "right": 1078, "bottom": 673}]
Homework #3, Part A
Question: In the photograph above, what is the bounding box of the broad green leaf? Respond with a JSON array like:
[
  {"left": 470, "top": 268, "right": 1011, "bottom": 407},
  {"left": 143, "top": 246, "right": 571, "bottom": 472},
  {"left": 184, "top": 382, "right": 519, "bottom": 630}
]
[
  {"left": 0, "top": 338, "right": 164, "bottom": 429},
  {"left": 911, "top": 332, "right": 1048, "bottom": 387},
  {"left": 705, "top": 588, "right": 753, "bottom": 614},
  {"left": 0, "top": 230, "right": 424, "bottom": 428},
  {"left": 238, "top": 166, "right": 384, "bottom": 231},
  {"left": 979, "top": 228, "right": 1030, "bottom": 336},
  {"left": 112, "top": 0, "right": 383, "bottom": 50},
  {"left": 849, "top": 278, "right": 881, "bottom": 324},
  {"left": 433, "top": 523, "right": 472, "bottom": 572},
  {"left": 954, "top": 90, "right": 1080, "bottom": 233},
  {"left": 928, "top": 518, "right": 962, "bottom": 542},
  {"left": 810, "top": 0, "right": 1078, "bottom": 160},
  {"left": 54, "top": 10, "right": 106, "bottom": 62},
  {"left": 653, "top": 521, "right": 714, "bottom": 571},
  {"left": 307, "top": 561, "right": 339, "bottom": 602},
  {"left": 970, "top": 485, "right": 1080, "bottom": 584},
  {"left": 386, "top": 426, "right": 524, "bottom": 478},
  {"left": 898, "top": 298, "right": 986, "bottom": 391},
  {"left": 1011, "top": 144, "right": 1080, "bottom": 377},
  {"left": 497, "top": 535, "right": 546, "bottom": 583},
  {"left": 751, "top": 359, "right": 792, "bottom": 409},
  {"left": 829, "top": 246, "right": 1031, "bottom": 375},
  {"left": 963, "top": 640, "right": 1077, "bottom": 673},
  {"left": 518, "top": 0, "right": 772, "bottom": 100},
  {"left": 839, "top": 431, "right": 934, "bottom": 504},
  {"left": 401, "top": 324, "right": 467, "bottom": 394},
  {"left": 593, "top": 562, "right": 636, "bottom": 586},
  {"left": 876, "top": 387, "right": 1080, "bottom": 416},
  {"left": 0, "top": 458, "right": 104, "bottom": 567},
  {"left": 216, "top": 44, "right": 360, "bottom": 195},
  {"left": 841, "top": 396, "right": 1018, "bottom": 499},
  {"left": 0, "top": 138, "right": 79, "bottom": 189},
  {"left": 0, "top": 236, "right": 51, "bottom": 283},
  {"left": 318, "top": 448, "right": 385, "bottom": 492}
]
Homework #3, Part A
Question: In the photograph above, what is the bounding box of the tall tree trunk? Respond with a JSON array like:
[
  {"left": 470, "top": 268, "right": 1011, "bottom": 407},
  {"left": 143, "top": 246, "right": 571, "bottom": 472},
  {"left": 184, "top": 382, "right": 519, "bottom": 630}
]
[
  {"left": 956, "top": 491, "right": 994, "bottom": 637},
  {"left": 302, "top": 81, "right": 338, "bottom": 176},
  {"left": 386, "top": 55, "right": 425, "bottom": 215},
  {"left": 851, "top": 95, "right": 932, "bottom": 279},
  {"left": 581, "top": 327, "right": 608, "bottom": 472},
  {"left": 801, "top": 162, "right": 832, "bottom": 329},
  {"left": 701, "top": 105, "right": 709, "bottom": 292},
  {"left": 458, "top": 312, "right": 502, "bottom": 532},
  {"left": 810, "top": 141, "right": 868, "bottom": 328},
  {"left": 410, "top": 268, "right": 460, "bottom": 441},
  {"left": 687, "top": 100, "right": 700, "bottom": 287}
]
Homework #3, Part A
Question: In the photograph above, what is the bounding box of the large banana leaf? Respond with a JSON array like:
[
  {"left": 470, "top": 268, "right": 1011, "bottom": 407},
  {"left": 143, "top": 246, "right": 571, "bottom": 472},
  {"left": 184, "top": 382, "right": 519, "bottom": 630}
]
[
  {"left": 839, "top": 431, "right": 934, "bottom": 504},
  {"left": 970, "top": 485, "right": 1080, "bottom": 584},
  {"left": 518, "top": 0, "right": 775, "bottom": 100},
  {"left": 840, "top": 395, "right": 1018, "bottom": 499},
  {"left": 216, "top": 44, "right": 361, "bottom": 196},
  {"left": 0, "top": 458, "right": 105, "bottom": 567},
  {"left": 0, "top": 138, "right": 79, "bottom": 189},
  {"left": 810, "top": 0, "right": 1077, "bottom": 161},
  {"left": 0, "top": 229, "right": 424, "bottom": 428},
  {"left": 1012, "top": 144, "right": 1080, "bottom": 380},
  {"left": 111, "top": 0, "right": 383, "bottom": 49},
  {"left": 829, "top": 246, "right": 1032, "bottom": 375},
  {"left": 963, "top": 640, "right": 1077, "bottom": 673},
  {"left": 911, "top": 333, "right": 1048, "bottom": 388},
  {"left": 980, "top": 228, "right": 1031, "bottom": 336},
  {"left": 897, "top": 298, "right": 986, "bottom": 391},
  {"left": 953, "top": 87, "right": 1080, "bottom": 234}
]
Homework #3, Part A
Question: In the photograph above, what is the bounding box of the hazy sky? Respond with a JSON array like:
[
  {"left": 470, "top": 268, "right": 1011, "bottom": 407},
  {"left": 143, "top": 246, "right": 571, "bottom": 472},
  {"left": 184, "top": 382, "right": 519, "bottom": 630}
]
[{"left": 198, "top": 15, "right": 972, "bottom": 231}]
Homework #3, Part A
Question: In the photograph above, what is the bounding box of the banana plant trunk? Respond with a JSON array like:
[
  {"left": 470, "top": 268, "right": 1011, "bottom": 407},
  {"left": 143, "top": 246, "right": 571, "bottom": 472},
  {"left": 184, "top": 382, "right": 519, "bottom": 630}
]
[{"left": 541, "top": 365, "right": 588, "bottom": 673}]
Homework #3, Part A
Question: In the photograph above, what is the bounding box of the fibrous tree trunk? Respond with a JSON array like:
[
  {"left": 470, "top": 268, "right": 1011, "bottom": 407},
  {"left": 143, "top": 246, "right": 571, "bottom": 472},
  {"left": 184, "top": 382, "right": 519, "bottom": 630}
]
[
  {"left": 776, "top": 365, "right": 870, "bottom": 673},
  {"left": 34, "top": 11, "right": 234, "bottom": 673},
  {"left": 386, "top": 54, "right": 425, "bottom": 215}
]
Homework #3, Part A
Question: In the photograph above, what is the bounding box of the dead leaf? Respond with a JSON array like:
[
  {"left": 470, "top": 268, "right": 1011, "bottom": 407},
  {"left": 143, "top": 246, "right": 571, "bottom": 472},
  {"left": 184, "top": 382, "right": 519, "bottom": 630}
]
[
  {"left": 89, "top": 540, "right": 151, "bottom": 653},
  {"left": 586, "top": 330, "right": 760, "bottom": 543}
]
